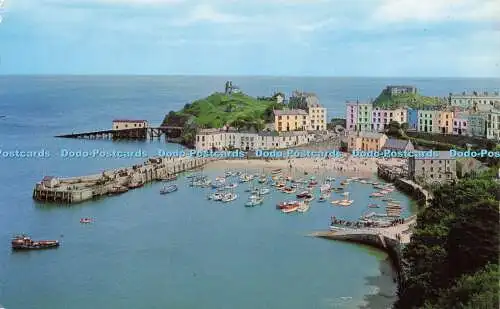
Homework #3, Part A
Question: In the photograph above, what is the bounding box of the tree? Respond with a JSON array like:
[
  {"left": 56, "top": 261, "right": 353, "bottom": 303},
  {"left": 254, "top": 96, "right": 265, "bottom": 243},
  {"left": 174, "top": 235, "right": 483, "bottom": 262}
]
[
  {"left": 387, "top": 120, "right": 402, "bottom": 137},
  {"left": 401, "top": 122, "right": 409, "bottom": 132}
]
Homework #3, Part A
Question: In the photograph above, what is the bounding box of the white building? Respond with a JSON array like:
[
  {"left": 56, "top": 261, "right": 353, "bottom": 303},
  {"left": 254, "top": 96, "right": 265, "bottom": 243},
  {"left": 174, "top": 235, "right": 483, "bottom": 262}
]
[
  {"left": 449, "top": 91, "right": 500, "bottom": 109},
  {"left": 112, "top": 119, "right": 148, "bottom": 130},
  {"left": 195, "top": 129, "right": 315, "bottom": 151}
]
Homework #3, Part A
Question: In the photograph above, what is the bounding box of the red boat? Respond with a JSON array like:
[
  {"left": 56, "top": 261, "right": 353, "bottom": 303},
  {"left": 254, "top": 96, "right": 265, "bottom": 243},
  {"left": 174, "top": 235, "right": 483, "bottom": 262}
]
[
  {"left": 309, "top": 181, "right": 318, "bottom": 186},
  {"left": 276, "top": 200, "right": 299, "bottom": 209}
]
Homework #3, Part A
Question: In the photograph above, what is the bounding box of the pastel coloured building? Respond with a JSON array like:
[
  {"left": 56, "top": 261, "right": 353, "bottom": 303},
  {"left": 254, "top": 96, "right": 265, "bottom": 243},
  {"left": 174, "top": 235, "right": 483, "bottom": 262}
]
[
  {"left": 347, "top": 131, "right": 388, "bottom": 152},
  {"left": 371, "top": 107, "right": 407, "bottom": 132},
  {"left": 273, "top": 109, "right": 309, "bottom": 132},
  {"left": 407, "top": 109, "right": 418, "bottom": 131},
  {"left": 418, "top": 110, "right": 440, "bottom": 133},
  {"left": 345, "top": 101, "right": 358, "bottom": 131},
  {"left": 438, "top": 111, "right": 454, "bottom": 134},
  {"left": 452, "top": 112, "right": 468, "bottom": 135}
]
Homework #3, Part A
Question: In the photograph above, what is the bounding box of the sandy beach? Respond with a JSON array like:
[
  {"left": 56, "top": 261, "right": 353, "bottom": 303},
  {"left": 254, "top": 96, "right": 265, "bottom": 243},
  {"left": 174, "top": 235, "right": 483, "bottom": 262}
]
[{"left": 206, "top": 154, "right": 406, "bottom": 177}]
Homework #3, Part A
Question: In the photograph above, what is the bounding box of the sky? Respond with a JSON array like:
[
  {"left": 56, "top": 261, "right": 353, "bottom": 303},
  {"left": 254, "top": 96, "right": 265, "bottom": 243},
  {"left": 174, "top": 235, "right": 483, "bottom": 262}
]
[{"left": 0, "top": 0, "right": 499, "bottom": 76}]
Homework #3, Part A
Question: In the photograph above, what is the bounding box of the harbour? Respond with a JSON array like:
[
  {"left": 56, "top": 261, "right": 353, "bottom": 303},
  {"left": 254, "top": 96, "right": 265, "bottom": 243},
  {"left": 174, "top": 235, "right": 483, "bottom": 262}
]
[{"left": 2, "top": 76, "right": 496, "bottom": 309}]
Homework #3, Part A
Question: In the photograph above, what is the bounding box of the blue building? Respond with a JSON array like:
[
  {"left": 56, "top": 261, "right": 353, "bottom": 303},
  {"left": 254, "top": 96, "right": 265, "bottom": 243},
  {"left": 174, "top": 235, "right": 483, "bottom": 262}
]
[{"left": 407, "top": 108, "right": 418, "bottom": 131}]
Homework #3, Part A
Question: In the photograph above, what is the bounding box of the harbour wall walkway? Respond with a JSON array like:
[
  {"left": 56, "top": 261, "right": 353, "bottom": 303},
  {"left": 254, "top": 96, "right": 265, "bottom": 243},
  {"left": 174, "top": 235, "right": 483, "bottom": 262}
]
[
  {"left": 33, "top": 157, "right": 216, "bottom": 204},
  {"left": 309, "top": 215, "right": 416, "bottom": 289}
]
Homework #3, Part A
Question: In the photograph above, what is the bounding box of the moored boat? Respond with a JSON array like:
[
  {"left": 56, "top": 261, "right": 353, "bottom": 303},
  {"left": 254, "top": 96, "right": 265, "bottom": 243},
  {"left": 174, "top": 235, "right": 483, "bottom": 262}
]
[
  {"left": 221, "top": 193, "right": 238, "bottom": 203},
  {"left": 160, "top": 184, "right": 178, "bottom": 194},
  {"left": 245, "top": 195, "right": 264, "bottom": 207},
  {"left": 271, "top": 168, "right": 282, "bottom": 174},
  {"left": 368, "top": 203, "right": 380, "bottom": 208},
  {"left": 11, "top": 235, "right": 59, "bottom": 250},
  {"left": 304, "top": 195, "right": 314, "bottom": 202},
  {"left": 370, "top": 192, "right": 385, "bottom": 197},
  {"left": 296, "top": 190, "right": 310, "bottom": 198},
  {"left": 276, "top": 200, "right": 299, "bottom": 209},
  {"left": 283, "top": 187, "right": 296, "bottom": 194},
  {"left": 281, "top": 204, "right": 299, "bottom": 213},
  {"left": 297, "top": 201, "right": 310, "bottom": 213},
  {"left": 225, "top": 183, "right": 238, "bottom": 189},
  {"left": 80, "top": 217, "right": 92, "bottom": 223},
  {"left": 318, "top": 193, "right": 329, "bottom": 202},
  {"left": 108, "top": 185, "right": 129, "bottom": 195}
]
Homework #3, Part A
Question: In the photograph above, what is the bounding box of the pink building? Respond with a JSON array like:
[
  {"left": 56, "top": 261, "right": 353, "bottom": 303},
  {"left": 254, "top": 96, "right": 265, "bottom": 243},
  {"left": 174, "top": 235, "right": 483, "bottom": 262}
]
[
  {"left": 452, "top": 112, "right": 468, "bottom": 135},
  {"left": 346, "top": 102, "right": 358, "bottom": 131},
  {"left": 371, "top": 107, "right": 407, "bottom": 132}
]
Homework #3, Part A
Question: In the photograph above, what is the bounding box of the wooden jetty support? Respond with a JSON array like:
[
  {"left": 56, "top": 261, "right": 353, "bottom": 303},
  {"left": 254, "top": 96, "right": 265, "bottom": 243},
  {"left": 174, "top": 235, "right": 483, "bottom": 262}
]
[
  {"left": 55, "top": 126, "right": 184, "bottom": 141},
  {"left": 33, "top": 157, "right": 216, "bottom": 204}
]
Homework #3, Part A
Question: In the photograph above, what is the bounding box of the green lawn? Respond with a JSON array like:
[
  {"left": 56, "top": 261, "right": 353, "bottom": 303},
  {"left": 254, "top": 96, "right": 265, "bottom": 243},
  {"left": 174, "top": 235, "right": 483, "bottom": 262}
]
[
  {"left": 163, "top": 92, "right": 282, "bottom": 129},
  {"left": 373, "top": 92, "right": 445, "bottom": 109}
]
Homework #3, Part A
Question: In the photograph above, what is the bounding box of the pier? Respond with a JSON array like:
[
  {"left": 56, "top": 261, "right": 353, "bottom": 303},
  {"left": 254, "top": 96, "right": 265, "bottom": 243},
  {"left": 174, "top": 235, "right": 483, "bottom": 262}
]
[
  {"left": 33, "top": 156, "right": 215, "bottom": 204},
  {"left": 309, "top": 215, "right": 417, "bottom": 289},
  {"left": 55, "top": 126, "right": 184, "bottom": 141}
]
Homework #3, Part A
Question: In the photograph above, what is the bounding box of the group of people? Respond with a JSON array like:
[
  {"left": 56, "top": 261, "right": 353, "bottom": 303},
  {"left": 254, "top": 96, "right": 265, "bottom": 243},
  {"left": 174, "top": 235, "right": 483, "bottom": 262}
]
[{"left": 331, "top": 216, "right": 406, "bottom": 229}]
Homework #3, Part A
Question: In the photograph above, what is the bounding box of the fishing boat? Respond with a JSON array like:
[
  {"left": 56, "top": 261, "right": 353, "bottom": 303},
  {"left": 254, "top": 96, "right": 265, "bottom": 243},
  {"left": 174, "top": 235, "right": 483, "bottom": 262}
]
[
  {"left": 239, "top": 174, "right": 252, "bottom": 183},
  {"left": 215, "top": 176, "right": 225, "bottom": 182},
  {"left": 245, "top": 195, "right": 264, "bottom": 207},
  {"left": 381, "top": 197, "right": 395, "bottom": 202},
  {"left": 368, "top": 203, "right": 380, "bottom": 208},
  {"left": 80, "top": 218, "right": 93, "bottom": 224},
  {"left": 160, "top": 184, "right": 178, "bottom": 194},
  {"left": 332, "top": 187, "right": 344, "bottom": 192},
  {"left": 296, "top": 190, "right": 310, "bottom": 198},
  {"left": 331, "top": 200, "right": 341, "bottom": 205},
  {"left": 370, "top": 192, "right": 385, "bottom": 197},
  {"left": 222, "top": 192, "right": 238, "bottom": 203},
  {"left": 276, "top": 200, "right": 299, "bottom": 209},
  {"left": 11, "top": 235, "right": 59, "bottom": 250},
  {"left": 308, "top": 180, "right": 318, "bottom": 186},
  {"left": 281, "top": 204, "right": 299, "bottom": 213},
  {"left": 297, "top": 201, "right": 310, "bottom": 213},
  {"left": 258, "top": 187, "right": 270, "bottom": 195},
  {"left": 275, "top": 182, "right": 286, "bottom": 188},
  {"left": 211, "top": 182, "right": 225, "bottom": 189},
  {"left": 283, "top": 187, "right": 296, "bottom": 194},
  {"left": 271, "top": 168, "right": 282, "bottom": 175},
  {"left": 337, "top": 192, "right": 353, "bottom": 207},
  {"left": 225, "top": 183, "right": 238, "bottom": 189},
  {"left": 304, "top": 195, "right": 314, "bottom": 202},
  {"left": 318, "top": 193, "right": 329, "bottom": 202},
  {"left": 108, "top": 185, "right": 129, "bottom": 195},
  {"left": 208, "top": 192, "right": 224, "bottom": 201},
  {"left": 320, "top": 183, "right": 331, "bottom": 193}
]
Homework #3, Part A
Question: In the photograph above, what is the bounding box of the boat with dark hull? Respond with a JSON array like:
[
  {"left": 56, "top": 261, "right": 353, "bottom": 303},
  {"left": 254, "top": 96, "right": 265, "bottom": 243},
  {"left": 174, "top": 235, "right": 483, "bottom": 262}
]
[{"left": 11, "top": 235, "right": 59, "bottom": 250}]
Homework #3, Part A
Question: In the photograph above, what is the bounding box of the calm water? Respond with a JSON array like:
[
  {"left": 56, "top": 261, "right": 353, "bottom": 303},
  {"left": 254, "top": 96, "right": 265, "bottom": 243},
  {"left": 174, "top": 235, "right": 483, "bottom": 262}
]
[{"left": 0, "top": 76, "right": 498, "bottom": 309}]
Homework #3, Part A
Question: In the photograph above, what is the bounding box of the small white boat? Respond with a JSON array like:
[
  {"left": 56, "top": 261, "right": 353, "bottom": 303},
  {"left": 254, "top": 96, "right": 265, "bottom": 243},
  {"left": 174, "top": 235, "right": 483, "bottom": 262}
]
[
  {"left": 245, "top": 195, "right": 264, "bottom": 207},
  {"left": 329, "top": 225, "right": 347, "bottom": 231},
  {"left": 258, "top": 187, "right": 270, "bottom": 195},
  {"left": 338, "top": 200, "right": 354, "bottom": 207},
  {"left": 331, "top": 200, "right": 340, "bottom": 205},
  {"left": 297, "top": 202, "right": 310, "bottom": 213},
  {"left": 222, "top": 193, "right": 238, "bottom": 203},
  {"left": 325, "top": 176, "right": 335, "bottom": 182}
]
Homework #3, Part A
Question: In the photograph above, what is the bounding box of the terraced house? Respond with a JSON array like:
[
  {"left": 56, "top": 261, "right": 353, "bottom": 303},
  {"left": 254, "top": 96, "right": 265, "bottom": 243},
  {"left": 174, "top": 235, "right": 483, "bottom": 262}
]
[
  {"left": 417, "top": 109, "right": 440, "bottom": 133},
  {"left": 371, "top": 107, "right": 407, "bottom": 132},
  {"left": 273, "top": 109, "right": 309, "bottom": 132},
  {"left": 449, "top": 91, "right": 500, "bottom": 109},
  {"left": 346, "top": 101, "right": 372, "bottom": 131}
]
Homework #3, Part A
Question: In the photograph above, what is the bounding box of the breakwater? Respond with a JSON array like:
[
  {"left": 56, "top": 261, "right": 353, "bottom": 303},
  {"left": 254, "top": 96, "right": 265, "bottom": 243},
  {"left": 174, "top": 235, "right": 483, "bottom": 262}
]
[
  {"left": 377, "top": 164, "right": 432, "bottom": 207},
  {"left": 33, "top": 157, "right": 216, "bottom": 203}
]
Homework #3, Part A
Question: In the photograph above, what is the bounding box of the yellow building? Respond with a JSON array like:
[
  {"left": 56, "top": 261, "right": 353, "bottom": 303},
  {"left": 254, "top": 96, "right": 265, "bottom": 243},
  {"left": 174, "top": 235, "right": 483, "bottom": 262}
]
[
  {"left": 348, "top": 132, "right": 388, "bottom": 152},
  {"left": 112, "top": 119, "right": 148, "bottom": 130},
  {"left": 438, "top": 111, "right": 454, "bottom": 134},
  {"left": 274, "top": 110, "right": 309, "bottom": 132},
  {"left": 308, "top": 106, "right": 327, "bottom": 130}
]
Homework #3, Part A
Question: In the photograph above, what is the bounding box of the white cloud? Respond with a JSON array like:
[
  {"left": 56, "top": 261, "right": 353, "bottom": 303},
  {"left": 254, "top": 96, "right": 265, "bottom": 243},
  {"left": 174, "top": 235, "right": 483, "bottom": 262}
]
[
  {"left": 372, "top": 0, "right": 500, "bottom": 23},
  {"left": 296, "top": 18, "right": 337, "bottom": 32}
]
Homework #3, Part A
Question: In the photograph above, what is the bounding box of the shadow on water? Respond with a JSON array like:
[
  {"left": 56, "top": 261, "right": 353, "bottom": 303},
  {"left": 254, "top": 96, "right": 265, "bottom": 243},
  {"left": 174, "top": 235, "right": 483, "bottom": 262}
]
[{"left": 359, "top": 257, "right": 398, "bottom": 309}]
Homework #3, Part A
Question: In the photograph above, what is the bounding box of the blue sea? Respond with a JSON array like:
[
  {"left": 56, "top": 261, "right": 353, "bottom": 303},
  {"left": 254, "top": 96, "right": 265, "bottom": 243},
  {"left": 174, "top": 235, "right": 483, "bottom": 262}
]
[{"left": 0, "top": 76, "right": 498, "bottom": 309}]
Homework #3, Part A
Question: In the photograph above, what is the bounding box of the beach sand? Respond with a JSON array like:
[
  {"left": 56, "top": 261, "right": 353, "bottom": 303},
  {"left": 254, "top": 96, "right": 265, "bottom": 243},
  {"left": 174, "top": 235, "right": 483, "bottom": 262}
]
[{"left": 206, "top": 155, "right": 406, "bottom": 177}]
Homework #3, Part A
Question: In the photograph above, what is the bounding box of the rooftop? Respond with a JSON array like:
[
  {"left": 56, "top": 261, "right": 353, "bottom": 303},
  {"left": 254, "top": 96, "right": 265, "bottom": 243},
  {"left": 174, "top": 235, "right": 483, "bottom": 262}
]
[
  {"left": 450, "top": 91, "right": 500, "bottom": 97},
  {"left": 383, "top": 139, "right": 412, "bottom": 150},
  {"left": 274, "top": 109, "right": 308, "bottom": 116},
  {"left": 350, "top": 131, "right": 386, "bottom": 139},
  {"left": 113, "top": 119, "right": 148, "bottom": 123},
  {"left": 386, "top": 85, "right": 416, "bottom": 89}
]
